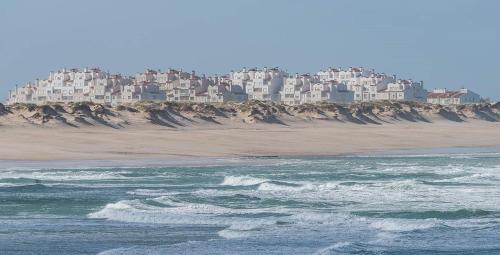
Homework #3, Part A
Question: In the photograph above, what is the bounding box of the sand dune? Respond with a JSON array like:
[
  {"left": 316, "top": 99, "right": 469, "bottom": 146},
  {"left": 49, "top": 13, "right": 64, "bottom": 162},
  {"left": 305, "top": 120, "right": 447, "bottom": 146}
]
[{"left": 1, "top": 101, "right": 499, "bottom": 161}]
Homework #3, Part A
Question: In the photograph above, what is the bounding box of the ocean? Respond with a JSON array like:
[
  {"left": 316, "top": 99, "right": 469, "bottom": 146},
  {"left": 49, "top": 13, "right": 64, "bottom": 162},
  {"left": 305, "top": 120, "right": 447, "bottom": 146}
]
[{"left": 1, "top": 151, "right": 500, "bottom": 254}]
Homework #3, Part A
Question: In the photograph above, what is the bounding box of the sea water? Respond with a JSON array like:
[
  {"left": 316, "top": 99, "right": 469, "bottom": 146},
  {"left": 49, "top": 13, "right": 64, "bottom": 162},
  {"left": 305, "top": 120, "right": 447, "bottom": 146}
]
[{"left": 1, "top": 152, "right": 500, "bottom": 254}]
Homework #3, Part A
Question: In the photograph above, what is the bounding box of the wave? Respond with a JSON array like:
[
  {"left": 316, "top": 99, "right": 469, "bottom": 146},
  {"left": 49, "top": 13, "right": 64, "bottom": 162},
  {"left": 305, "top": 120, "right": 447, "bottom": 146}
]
[
  {"left": 377, "top": 162, "right": 419, "bottom": 166},
  {"left": 221, "top": 176, "right": 267, "bottom": 186},
  {"left": 88, "top": 196, "right": 272, "bottom": 225},
  {"left": 354, "top": 209, "right": 499, "bottom": 220},
  {"left": 0, "top": 170, "right": 125, "bottom": 182},
  {"left": 315, "top": 242, "right": 352, "bottom": 255},
  {"left": 217, "top": 219, "right": 276, "bottom": 239},
  {"left": 0, "top": 183, "right": 51, "bottom": 191},
  {"left": 257, "top": 181, "right": 338, "bottom": 193},
  {"left": 369, "top": 218, "right": 439, "bottom": 232},
  {"left": 97, "top": 246, "right": 163, "bottom": 255},
  {"left": 126, "top": 189, "right": 180, "bottom": 197},
  {"left": 257, "top": 182, "right": 304, "bottom": 192},
  {"left": 217, "top": 229, "right": 252, "bottom": 239},
  {"left": 266, "top": 158, "right": 340, "bottom": 167},
  {"left": 382, "top": 180, "right": 422, "bottom": 190},
  {"left": 450, "top": 173, "right": 498, "bottom": 183},
  {"left": 221, "top": 176, "right": 341, "bottom": 194}
]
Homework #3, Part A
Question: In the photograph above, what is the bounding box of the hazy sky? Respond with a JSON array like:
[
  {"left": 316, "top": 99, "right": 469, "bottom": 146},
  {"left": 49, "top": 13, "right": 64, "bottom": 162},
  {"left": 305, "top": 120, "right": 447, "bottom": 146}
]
[{"left": 1, "top": 0, "right": 499, "bottom": 101}]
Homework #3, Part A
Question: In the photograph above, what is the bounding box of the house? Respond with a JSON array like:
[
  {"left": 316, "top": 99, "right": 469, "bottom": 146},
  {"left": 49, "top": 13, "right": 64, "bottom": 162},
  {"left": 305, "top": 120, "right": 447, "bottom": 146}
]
[
  {"left": 9, "top": 66, "right": 476, "bottom": 106},
  {"left": 231, "top": 67, "right": 288, "bottom": 102},
  {"left": 168, "top": 71, "right": 209, "bottom": 102},
  {"left": 120, "top": 82, "right": 165, "bottom": 104},
  {"left": 280, "top": 73, "right": 317, "bottom": 105},
  {"left": 317, "top": 67, "right": 373, "bottom": 85},
  {"left": 7, "top": 68, "right": 129, "bottom": 105},
  {"left": 427, "top": 88, "right": 482, "bottom": 105},
  {"left": 317, "top": 67, "right": 398, "bottom": 102},
  {"left": 301, "top": 81, "right": 354, "bottom": 104},
  {"left": 194, "top": 75, "right": 247, "bottom": 103},
  {"left": 349, "top": 74, "right": 395, "bottom": 102},
  {"left": 135, "top": 69, "right": 158, "bottom": 83},
  {"left": 376, "top": 79, "right": 427, "bottom": 102}
]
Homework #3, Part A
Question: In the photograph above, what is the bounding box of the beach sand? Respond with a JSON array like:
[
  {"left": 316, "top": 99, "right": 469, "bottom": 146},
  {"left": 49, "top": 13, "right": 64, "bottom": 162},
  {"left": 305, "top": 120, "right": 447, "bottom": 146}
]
[{"left": 1, "top": 120, "right": 499, "bottom": 161}]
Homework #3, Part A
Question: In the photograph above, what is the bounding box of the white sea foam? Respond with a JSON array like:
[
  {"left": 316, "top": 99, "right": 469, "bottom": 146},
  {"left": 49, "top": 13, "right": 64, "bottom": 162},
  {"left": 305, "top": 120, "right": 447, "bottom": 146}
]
[
  {"left": 217, "top": 229, "right": 252, "bottom": 239},
  {"left": 287, "top": 212, "right": 343, "bottom": 225},
  {"left": 369, "top": 219, "right": 438, "bottom": 232},
  {"left": 257, "top": 182, "right": 306, "bottom": 192},
  {"left": 315, "top": 242, "right": 352, "bottom": 255},
  {"left": 88, "top": 199, "right": 210, "bottom": 224},
  {"left": 97, "top": 246, "right": 162, "bottom": 255},
  {"left": 450, "top": 173, "right": 497, "bottom": 182},
  {"left": 383, "top": 180, "right": 422, "bottom": 191},
  {"left": 269, "top": 158, "right": 340, "bottom": 167},
  {"left": 88, "top": 196, "right": 275, "bottom": 225},
  {"left": 0, "top": 183, "right": 26, "bottom": 187},
  {"left": 0, "top": 170, "right": 125, "bottom": 181},
  {"left": 377, "top": 162, "right": 419, "bottom": 166},
  {"left": 126, "top": 189, "right": 179, "bottom": 196},
  {"left": 221, "top": 176, "right": 267, "bottom": 186},
  {"left": 257, "top": 182, "right": 338, "bottom": 193},
  {"left": 217, "top": 219, "right": 276, "bottom": 239}
]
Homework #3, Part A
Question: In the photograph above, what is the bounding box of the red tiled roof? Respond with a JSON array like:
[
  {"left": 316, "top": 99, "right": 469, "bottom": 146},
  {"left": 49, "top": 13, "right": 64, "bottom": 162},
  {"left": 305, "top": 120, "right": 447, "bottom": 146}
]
[{"left": 427, "top": 91, "right": 465, "bottom": 99}]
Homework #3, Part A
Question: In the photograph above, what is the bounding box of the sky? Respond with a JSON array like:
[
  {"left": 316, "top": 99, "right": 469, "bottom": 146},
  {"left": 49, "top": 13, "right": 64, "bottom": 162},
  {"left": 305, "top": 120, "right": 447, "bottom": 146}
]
[{"left": 1, "top": 0, "right": 499, "bottom": 101}]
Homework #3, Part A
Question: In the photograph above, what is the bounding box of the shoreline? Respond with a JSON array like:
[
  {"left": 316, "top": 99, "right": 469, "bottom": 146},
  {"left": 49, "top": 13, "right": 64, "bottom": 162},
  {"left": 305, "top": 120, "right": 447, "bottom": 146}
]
[{"left": 1, "top": 145, "right": 500, "bottom": 170}]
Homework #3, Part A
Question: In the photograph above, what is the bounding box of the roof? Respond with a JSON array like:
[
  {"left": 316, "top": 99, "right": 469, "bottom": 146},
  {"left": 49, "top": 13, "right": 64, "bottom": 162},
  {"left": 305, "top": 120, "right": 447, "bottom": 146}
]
[
  {"left": 427, "top": 91, "right": 465, "bottom": 99},
  {"left": 144, "top": 69, "right": 158, "bottom": 74}
]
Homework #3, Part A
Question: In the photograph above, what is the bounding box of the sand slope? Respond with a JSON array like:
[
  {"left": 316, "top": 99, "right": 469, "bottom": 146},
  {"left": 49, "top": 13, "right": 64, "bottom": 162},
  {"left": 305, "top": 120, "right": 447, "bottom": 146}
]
[{"left": 1, "top": 101, "right": 499, "bottom": 160}]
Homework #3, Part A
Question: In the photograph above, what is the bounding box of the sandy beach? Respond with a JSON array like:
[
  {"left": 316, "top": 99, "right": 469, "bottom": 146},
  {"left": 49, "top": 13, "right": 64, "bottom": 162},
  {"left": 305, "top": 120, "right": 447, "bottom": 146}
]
[
  {"left": 1, "top": 120, "right": 500, "bottom": 161},
  {"left": 1, "top": 101, "right": 500, "bottom": 161}
]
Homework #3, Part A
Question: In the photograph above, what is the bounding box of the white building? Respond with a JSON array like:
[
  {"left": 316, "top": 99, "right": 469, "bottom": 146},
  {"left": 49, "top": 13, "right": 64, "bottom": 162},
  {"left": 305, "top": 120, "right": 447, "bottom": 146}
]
[
  {"left": 280, "top": 73, "right": 317, "bottom": 105},
  {"left": 376, "top": 79, "right": 427, "bottom": 102},
  {"left": 194, "top": 75, "right": 247, "bottom": 103},
  {"left": 349, "top": 74, "right": 395, "bottom": 102},
  {"left": 117, "top": 82, "right": 166, "bottom": 104},
  {"left": 9, "top": 66, "right": 469, "bottom": 106},
  {"left": 231, "top": 67, "right": 288, "bottom": 102},
  {"left": 301, "top": 81, "right": 354, "bottom": 104},
  {"left": 317, "top": 67, "right": 373, "bottom": 84},
  {"left": 7, "top": 68, "right": 131, "bottom": 105},
  {"left": 427, "top": 88, "right": 482, "bottom": 105},
  {"left": 317, "top": 67, "right": 397, "bottom": 102},
  {"left": 169, "top": 71, "right": 209, "bottom": 103}
]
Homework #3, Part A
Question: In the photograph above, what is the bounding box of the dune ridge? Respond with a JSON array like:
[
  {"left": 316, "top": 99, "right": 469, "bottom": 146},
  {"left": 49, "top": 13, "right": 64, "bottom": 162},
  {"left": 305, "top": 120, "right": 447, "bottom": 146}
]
[{"left": 1, "top": 101, "right": 500, "bottom": 128}]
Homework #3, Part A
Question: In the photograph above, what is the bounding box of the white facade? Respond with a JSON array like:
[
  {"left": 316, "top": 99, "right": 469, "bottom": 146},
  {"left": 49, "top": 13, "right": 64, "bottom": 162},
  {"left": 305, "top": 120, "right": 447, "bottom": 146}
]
[
  {"left": 376, "top": 80, "right": 427, "bottom": 102},
  {"left": 231, "top": 67, "right": 288, "bottom": 102},
  {"left": 7, "top": 68, "right": 132, "bottom": 105},
  {"left": 280, "top": 74, "right": 317, "bottom": 105},
  {"left": 6, "top": 68, "right": 168, "bottom": 105},
  {"left": 301, "top": 81, "right": 354, "bottom": 104},
  {"left": 427, "top": 88, "right": 482, "bottom": 105},
  {"left": 317, "top": 67, "right": 396, "bottom": 102},
  {"left": 8, "top": 66, "right": 466, "bottom": 106},
  {"left": 192, "top": 75, "right": 247, "bottom": 103}
]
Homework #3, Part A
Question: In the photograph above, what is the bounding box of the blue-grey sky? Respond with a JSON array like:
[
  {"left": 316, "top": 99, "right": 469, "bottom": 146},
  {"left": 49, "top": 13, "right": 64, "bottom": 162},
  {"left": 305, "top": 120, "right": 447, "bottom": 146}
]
[{"left": 1, "top": 0, "right": 499, "bottom": 101}]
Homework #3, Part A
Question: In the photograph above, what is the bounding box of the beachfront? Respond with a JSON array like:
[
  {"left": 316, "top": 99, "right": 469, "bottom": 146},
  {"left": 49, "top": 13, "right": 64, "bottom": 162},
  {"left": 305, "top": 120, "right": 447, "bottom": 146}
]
[
  {"left": 1, "top": 100, "right": 499, "bottom": 161},
  {"left": 6, "top": 67, "right": 483, "bottom": 107}
]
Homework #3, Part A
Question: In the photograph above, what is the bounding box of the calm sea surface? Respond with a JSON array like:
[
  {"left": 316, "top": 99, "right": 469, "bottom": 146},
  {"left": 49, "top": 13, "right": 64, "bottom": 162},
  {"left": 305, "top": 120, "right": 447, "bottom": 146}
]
[{"left": 1, "top": 151, "right": 500, "bottom": 254}]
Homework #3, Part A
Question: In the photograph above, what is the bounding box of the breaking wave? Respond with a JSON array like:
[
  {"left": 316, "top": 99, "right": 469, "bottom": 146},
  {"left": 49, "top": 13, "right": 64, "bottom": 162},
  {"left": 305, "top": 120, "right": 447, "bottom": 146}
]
[
  {"left": 0, "top": 170, "right": 125, "bottom": 181},
  {"left": 369, "top": 219, "right": 439, "bottom": 232},
  {"left": 221, "top": 176, "right": 267, "bottom": 186}
]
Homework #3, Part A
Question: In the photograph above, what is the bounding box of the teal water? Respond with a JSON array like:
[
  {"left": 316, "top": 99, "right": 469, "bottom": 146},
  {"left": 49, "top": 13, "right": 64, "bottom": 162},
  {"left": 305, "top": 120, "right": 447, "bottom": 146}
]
[{"left": 1, "top": 152, "right": 500, "bottom": 254}]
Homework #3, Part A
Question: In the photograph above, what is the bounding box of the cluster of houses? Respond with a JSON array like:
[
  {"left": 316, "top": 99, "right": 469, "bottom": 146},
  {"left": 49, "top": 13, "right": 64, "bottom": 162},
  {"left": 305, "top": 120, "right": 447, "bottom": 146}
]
[{"left": 6, "top": 67, "right": 482, "bottom": 106}]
